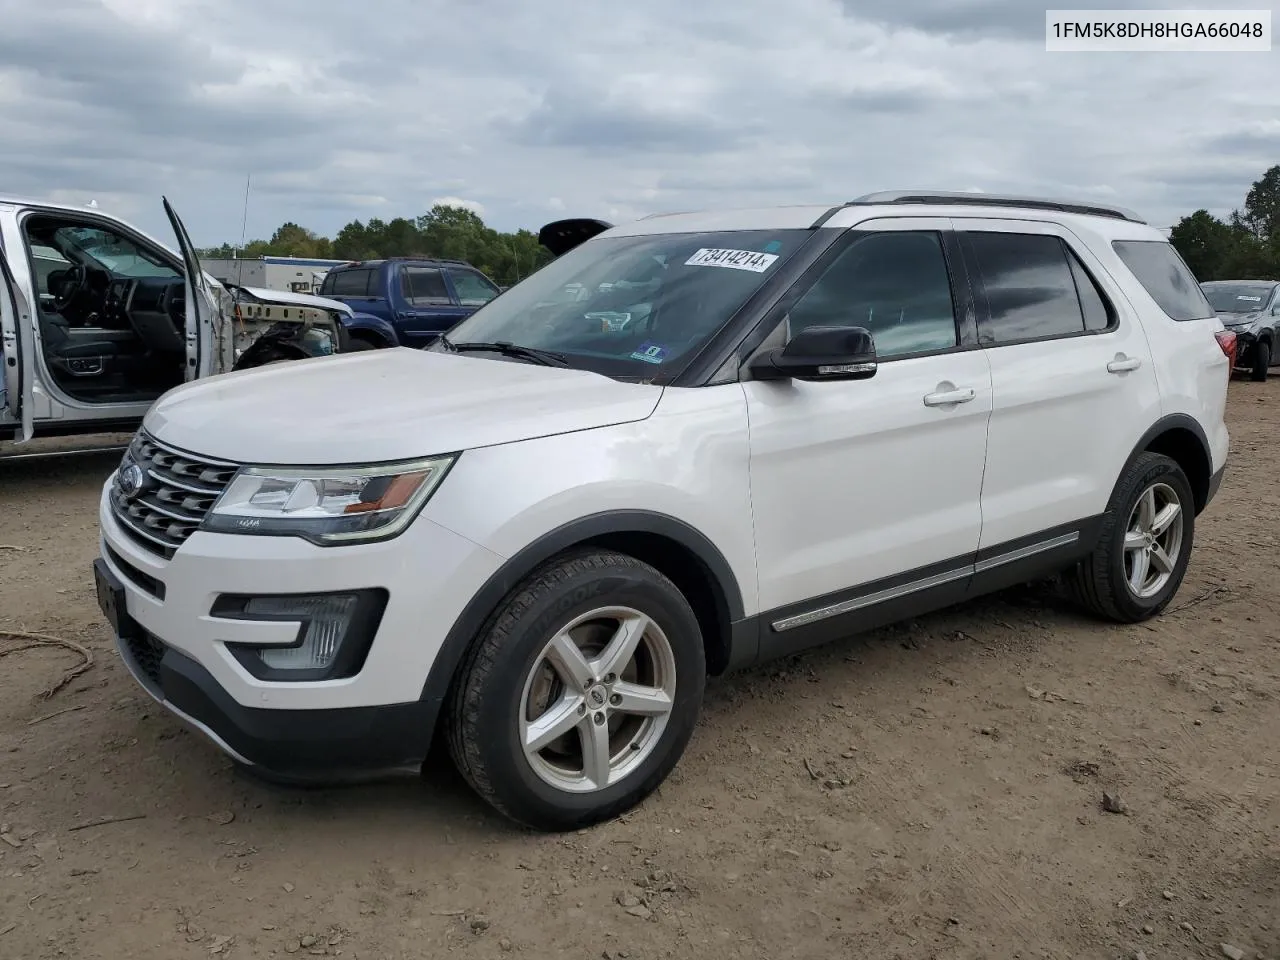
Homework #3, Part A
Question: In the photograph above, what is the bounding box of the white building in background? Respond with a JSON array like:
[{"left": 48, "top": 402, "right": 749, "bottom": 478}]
[{"left": 203, "top": 255, "right": 350, "bottom": 294}]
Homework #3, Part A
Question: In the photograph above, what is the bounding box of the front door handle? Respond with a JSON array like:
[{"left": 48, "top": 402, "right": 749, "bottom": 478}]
[
  {"left": 1107, "top": 355, "right": 1142, "bottom": 373},
  {"left": 923, "top": 387, "right": 976, "bottom": 407}
]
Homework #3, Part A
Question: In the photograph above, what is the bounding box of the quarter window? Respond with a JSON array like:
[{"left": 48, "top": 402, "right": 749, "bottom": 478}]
[
  {"left": 967, "top": 232, "right": 1114, "bottom": 344},
  {"left": 785, "top": 231, "right": 959, "bottom": 359},
  {"left": 402, "top": 266, "right": 452, "bottom": 306},
  {"left": 1112, "top": 239, "right": 1215, "bottom": 322}
]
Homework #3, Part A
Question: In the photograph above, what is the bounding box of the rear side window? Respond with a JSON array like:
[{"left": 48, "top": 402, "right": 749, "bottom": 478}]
[
  {"left": 966, "top": 232, "right": 1114, "bottom": 344},
  {"left": 327, "top": 268, "right": 375, "bottom": 297},
  {"left": 401, "top": 266, "right": 452, "bottom": 306},
  {"left": 1112, "top": 240, "right": 1214, "bottom": 321}
]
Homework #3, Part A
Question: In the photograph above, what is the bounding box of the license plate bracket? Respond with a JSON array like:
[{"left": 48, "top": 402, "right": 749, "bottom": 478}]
[{"left": 93, "top": 559, "right": 141, "bottom": 641}]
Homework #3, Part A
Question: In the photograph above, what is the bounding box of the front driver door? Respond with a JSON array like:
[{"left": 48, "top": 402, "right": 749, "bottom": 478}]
[
  {"left": 162, "top": 197, "right": 232, "bottom": 378},
  {"left": 743, "top": 218, "right": 993, "bottom": 658},
  {"left": 0, "top": 248, "right": 34, "bottom": 441}
]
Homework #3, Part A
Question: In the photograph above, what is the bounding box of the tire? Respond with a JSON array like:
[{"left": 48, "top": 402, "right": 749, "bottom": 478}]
[
  {"left": 1251, "top": 339, "right": 1271, "bottom": 381},
  {"left": 343, "top": 337, "right": 378, "bottom": 352},
  {"left": 446, "top": 550, "right": 706, "bottom": 831},
  {"left": 1068, "top": 452, "right": 1194, "bottom": 623}
]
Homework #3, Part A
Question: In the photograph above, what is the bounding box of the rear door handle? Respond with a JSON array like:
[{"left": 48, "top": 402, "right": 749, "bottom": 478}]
[
  {"left": 923, "top": 387, "right": 976, "bottom": 407},
  {"left": 1107, "top": 355, "right": 1142, "bottom": 373}
]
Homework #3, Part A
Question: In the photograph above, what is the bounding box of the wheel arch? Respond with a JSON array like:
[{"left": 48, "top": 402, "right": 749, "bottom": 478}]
[
  {"left": 418, "top": 511, "right": 746, "bottom": 714},
  {"left": 341, "top": 312, "right": 398, "bottom": 347},
  {"left": 1126, "top": 414, "right": 1213, "bottom": 514}
]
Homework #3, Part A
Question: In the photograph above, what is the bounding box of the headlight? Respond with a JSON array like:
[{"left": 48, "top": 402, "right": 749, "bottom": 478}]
[{"left": 203, "top": 455, "right": 456, "bottom": 545}]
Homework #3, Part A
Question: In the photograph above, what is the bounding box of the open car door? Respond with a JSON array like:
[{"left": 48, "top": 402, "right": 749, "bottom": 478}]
[
  {"left": 0, "top": 247, "right": 34, "bottom": 442},
  {"left": 537, "top": 218, "right": 613, "bottom": 258},
  {"left": 163, "top": 197, "right": 233, "bottom": 378}
]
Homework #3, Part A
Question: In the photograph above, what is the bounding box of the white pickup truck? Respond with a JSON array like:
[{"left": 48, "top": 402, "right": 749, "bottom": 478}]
[{"left": 1, "top": 196, "right": 354, "bottom": 443}]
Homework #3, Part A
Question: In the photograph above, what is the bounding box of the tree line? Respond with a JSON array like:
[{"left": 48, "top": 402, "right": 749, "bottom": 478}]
[
  {"left": 1169, "top": 165, "right": 1280, "bottom": 281},
  {"left": 201, "top": 167, "right": 1280, "bottom": 287},
  {"left": 199, "top": 204, "right": 554, "bottom": 287}
]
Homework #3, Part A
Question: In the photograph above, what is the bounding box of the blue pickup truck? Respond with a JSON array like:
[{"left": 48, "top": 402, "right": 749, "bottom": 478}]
[{"left": 317, "top": 257, "right": 503, "bottom": 349}]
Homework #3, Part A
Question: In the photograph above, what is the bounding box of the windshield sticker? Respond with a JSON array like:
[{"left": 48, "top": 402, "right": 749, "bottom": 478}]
[
  {"left": 1237, "top": 295, "right": 1263, "bottom": 302},
  {"left": 685, "top": 248, "right": 779, "bottom": 273},
  {"left": 763, "top": 240, "right": 783, "bottom": 254},
  {"left": 630, "top": 342, "right": 668, "bottom": 365}
]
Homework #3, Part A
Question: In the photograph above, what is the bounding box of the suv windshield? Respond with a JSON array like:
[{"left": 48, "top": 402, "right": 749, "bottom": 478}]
[
  {"left": 434, "top": 229, "right": 811, "bottom": 381},
  {"left": 1202, "top": 282, "right": 1276, "bottom": 313}
]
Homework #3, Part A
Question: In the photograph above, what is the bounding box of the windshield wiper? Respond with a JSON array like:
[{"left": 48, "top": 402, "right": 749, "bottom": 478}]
[{"left": 447, "top": 340, "right": 569, "bottom": 367}]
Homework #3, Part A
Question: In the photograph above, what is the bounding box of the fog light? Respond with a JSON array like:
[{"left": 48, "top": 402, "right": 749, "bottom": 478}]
[
  {"left": 245, "top": 594, "right": 358, "bottom": 671},
  {"left": 214, "top": 588, "right": 388, "bottom": 681}
]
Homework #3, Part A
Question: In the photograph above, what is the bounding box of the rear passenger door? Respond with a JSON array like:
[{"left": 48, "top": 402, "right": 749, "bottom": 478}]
[
  {"left": 395, "top": 265, "right": 468, "bottom": 347},
  {"left": 955, "top": 218, "right": 1161, "bottom": 569}
]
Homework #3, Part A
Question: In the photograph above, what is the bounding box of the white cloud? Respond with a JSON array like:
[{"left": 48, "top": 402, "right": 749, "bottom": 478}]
[
  {"left": 429, "top": 197, "right": 486, "bottom": 216},
  {"left": 0, "top": 0, "right": 1273, "bottom": 246}
]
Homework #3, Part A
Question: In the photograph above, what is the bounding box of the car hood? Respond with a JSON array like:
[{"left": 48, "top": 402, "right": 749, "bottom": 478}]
[
  {"left": 143, "top": 348, "right": 663, "bottom": 465},
  {"left": 1216, "top": 311, "right": 1264, "bottom": 329}
]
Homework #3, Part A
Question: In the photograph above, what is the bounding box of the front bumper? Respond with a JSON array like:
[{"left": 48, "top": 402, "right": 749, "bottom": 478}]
[
  {"left": 96, "top": 479, "right": 504, "bottom": 780},
  {"left": 1230, "top": 331, "right": 1258, "bottom": 367}
]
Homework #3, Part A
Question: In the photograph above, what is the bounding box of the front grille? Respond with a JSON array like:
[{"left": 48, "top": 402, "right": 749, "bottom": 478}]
[
  {"left": 123, "top": 632, "right": 166, "bottom": 688},
  {"left": 109, "top": 431, "right": 239, "bottom": 559}
]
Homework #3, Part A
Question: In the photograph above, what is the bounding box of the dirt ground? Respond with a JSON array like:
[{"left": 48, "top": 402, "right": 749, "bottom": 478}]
[{"left": 1, "top": 388, "right": 1277, "bottom": 960}]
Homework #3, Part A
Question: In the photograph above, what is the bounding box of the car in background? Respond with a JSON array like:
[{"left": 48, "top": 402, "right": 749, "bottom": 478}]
[
  {"left": 1, "top": 196, "right": 354, "bottom": 444},
  {"left": 317, "top": 257, "right": 502, "bottom": 349},
  {"left": 1200, "top": 279, "right": 1280, "bottom": 381}
]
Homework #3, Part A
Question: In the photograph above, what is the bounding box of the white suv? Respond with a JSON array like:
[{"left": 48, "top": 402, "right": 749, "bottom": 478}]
[{"left": 94, "top": 191, "right": 1232, "bottom": 831}]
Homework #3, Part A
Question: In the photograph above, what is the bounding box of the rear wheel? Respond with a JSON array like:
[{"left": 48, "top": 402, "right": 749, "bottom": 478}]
[
  {"left": 343, "top": 336, "right": 378, "bottom": 352},
  {"left": 1068, "top": 452, "right": 1194, "bottom": 622},
  {"left": 1251, "top": 339, "right": 1271, "bottom": 381},
  {"left": 446, "top": 551, "right": 705, "bottom": 831}
]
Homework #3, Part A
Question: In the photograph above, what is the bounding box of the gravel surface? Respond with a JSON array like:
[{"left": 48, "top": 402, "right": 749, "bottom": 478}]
[{"left": 1, "top": 389, "right": 1277, "bottom": 960}]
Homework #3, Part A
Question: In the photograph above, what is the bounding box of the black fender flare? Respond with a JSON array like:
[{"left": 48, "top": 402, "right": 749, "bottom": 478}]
[
  {"left": 1120, "top": 413, "right": 1214, "bottom": 512},
  {"left": 416, "top": 510, "right": 745, "bottom": 710}
]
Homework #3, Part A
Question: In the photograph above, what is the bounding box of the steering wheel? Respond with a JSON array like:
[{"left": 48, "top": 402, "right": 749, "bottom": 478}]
[{"left": 52, "top": 263, "right": 87, "bottom": 312}]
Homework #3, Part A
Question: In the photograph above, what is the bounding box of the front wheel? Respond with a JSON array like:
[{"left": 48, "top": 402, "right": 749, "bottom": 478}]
[
  {"left": 1251, "top": 339, "right": 1271, "bottom": 381},
  {"left": 446, "top": 551, "right": 706, "bottom": 831},
  {"left": 1068, "top": 452, "right": 1194, "bottom": 622}
]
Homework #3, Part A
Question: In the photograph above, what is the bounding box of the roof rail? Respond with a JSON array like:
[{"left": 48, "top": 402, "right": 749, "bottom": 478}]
[
  {"left": 847, "top": 190, "right": 1146, "bottom": 224},
  {"left": 381, "top": 255, "right": 472, "bottom": 265}
]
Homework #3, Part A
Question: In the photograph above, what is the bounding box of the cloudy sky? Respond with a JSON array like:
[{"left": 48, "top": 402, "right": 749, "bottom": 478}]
[{"left": 1, "top": 0, "right": 1276, "bottom": 246}]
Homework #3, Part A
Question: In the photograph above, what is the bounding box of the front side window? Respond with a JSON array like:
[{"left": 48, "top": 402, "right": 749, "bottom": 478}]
[
  {"left": 1112, "top": 239, "right": 1214, "bottom": 322},
  {"left": 450, "top": 269, "right": 499, "bottom": 306},
  {"left": 968, "top": 232, "right": 1109, "bottom": 344},
  {"left": 402, "top": 266, "right": 452, "bottom": 306},
  {"left": 785, "top": 231, "right": 959, "bottom": 359},
  {"left": 436, "top": 229, "right": 812, "bottom": 382}
]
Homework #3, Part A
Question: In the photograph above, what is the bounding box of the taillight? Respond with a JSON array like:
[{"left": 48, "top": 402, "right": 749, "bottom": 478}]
[{"left": 1215, "top": 330, "right": 1237, "bottom": 369}]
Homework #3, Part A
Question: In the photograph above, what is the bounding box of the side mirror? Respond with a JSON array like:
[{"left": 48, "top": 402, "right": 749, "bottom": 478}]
[{"left": 748, "top": 325, "right": 878, "bottom": 382}]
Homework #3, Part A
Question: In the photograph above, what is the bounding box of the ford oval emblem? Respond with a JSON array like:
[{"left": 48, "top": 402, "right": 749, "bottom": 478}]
[{"left": 118, "top": 462, "right": 145, "bottom": 500}]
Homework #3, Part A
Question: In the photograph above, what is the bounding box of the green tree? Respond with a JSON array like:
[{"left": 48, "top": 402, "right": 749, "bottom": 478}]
[{"left": 199, "top": 204, "right": 563, "bottom": 286}]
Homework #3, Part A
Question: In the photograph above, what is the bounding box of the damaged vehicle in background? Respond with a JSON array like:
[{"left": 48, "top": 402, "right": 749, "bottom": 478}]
[
  {"left": 1, "top": 196, "right": 353, "bottom": 443},
  {"left": 1200, "top": 279, "right": 1280, "bottom": 382}
]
